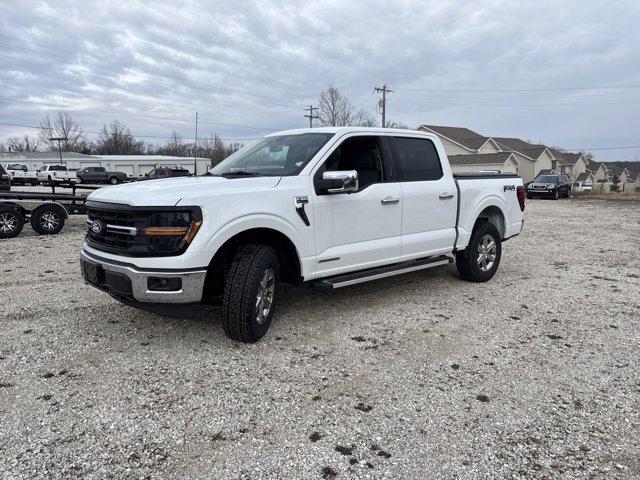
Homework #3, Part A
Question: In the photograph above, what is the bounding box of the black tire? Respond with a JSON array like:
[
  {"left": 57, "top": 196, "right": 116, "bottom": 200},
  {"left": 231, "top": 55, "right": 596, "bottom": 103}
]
[
  {"left": 553, "top": 189, "right": 559, "bottom": 200},
  {"left": 77, "top": 175, "right": 83, "bottom": 184},
  {"left": 455, "top": 222, "right": 502, "bottom": 283},
  {"left": 30, "top": 205, "right": 65, "bottom": 235},
  {"left": 222, "top": 244, "right": 280, "bottom": 343},
  {"left": 0, "top": 205, "right": 24, "bottom": 239},
  {"left": 30, "top": 180, "right": 37, "bottom": 186},
  {"left": 526, "top": 194, "right": 532, "bottom": 199},
  {"left": 109, "top": 176, "right": 120, "bottom": 185}
]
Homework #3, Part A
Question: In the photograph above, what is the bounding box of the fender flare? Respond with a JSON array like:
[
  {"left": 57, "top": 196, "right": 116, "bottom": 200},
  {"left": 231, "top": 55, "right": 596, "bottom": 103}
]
[{"left": 201, "top": 213, "right": 305, "bottom": 264}]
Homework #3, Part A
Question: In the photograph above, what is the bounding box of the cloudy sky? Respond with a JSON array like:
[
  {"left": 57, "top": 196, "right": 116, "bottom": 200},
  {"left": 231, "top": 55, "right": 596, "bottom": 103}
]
[{"left": 1, "top": 0, "right": 639, "bottom": 161}]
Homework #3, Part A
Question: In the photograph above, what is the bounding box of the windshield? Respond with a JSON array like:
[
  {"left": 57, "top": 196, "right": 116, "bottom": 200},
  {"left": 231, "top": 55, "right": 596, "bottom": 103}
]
[
  {"left": 536, "top": 175, "right": 558, "bottom": 183},
  {"left": 211, "top": 133, "right": 334, "bottom": 176}
]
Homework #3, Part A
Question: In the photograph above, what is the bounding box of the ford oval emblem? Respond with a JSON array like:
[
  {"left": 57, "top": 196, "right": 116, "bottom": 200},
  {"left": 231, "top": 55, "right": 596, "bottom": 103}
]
[{"left": 91, "top": 219, "right": 105, "bottom": 235}]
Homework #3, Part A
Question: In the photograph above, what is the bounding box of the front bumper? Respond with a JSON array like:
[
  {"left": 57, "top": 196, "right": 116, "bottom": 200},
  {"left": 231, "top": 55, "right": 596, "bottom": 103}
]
[
  {"left": 527, "top": 189, "right": 556, "bottom": 197},
  {"left": 80, "top": 249, "right": 207, "bottom": 304}
]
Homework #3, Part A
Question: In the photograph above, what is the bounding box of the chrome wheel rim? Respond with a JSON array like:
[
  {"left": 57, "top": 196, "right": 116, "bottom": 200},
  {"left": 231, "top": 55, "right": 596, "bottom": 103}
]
[
  {"left": 0, "top": 213, "right": 18, "bottom": 233},
  {"left": 477, "top": 234, "right": 497, "bottom": 272},
  {"left": 40, "top": 211, "right": 60, "bottom": 231},
  {"left": 255, "top": 268, "right": 275, "bottom": 325}
]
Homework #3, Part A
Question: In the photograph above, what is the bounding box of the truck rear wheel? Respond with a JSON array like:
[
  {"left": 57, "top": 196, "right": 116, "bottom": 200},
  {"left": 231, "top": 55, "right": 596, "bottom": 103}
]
[
  {"left": 222, "top": 244, "right": 280, "bottom": 343},
  {"left": 109, "top": 176, "right": 120, "bottom": 185},
  {"left": 455, "top": 222, "right": 502, "bottom": 282},
  {"left": 0, "top": 205, "right": 24, "bottom": 239},
  {"left": 30, "top": 205, "right": 65, "bottom": 235}
]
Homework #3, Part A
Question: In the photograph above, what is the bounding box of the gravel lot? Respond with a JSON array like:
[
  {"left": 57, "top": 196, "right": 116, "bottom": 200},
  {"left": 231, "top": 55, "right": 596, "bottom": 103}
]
[{"left": 1, "top": 198, "right": 639, "bottom": 479}]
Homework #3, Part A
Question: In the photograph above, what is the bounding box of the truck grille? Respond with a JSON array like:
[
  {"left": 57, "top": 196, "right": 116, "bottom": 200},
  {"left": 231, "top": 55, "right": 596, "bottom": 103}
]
[{"left": 86, "top": 203, "right": 147, "bottom": 254}]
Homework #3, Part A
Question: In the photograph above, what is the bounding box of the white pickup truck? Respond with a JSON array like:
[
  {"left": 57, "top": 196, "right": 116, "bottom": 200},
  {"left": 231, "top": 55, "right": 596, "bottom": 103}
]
[
  {"left": 5, "top": 163, "right": 39, "bottom": 186},
  {"left": 80, "top": 127, "right": 525, "bottom": 342},
  {"left": 37, "top": 165, "right": 78, "bottom": 185}
]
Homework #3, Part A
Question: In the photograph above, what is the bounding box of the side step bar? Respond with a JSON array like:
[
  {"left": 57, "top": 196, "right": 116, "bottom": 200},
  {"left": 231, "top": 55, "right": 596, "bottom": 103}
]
[{"left": 312, "top": 255, "right": 453, "bottom": 291}]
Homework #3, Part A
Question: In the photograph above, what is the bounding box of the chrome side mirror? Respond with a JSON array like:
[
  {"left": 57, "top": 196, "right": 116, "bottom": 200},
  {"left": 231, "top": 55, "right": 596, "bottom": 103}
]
[{"left": 322, "top": 170, "right": 358, "bottom": 194}]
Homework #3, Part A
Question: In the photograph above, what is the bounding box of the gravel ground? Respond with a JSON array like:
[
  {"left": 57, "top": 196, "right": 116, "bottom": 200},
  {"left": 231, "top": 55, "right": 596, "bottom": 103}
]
[{"left": 1, "top": 198, "right": 639, "bottom": 479}]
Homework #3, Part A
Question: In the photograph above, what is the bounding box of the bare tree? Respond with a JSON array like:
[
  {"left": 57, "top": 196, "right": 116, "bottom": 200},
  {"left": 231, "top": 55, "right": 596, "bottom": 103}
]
[
  {"left": 317, "top": 85, "right": 375, "bottom": 127},
  {"left": 94, "top": 120, "right": 145, "bottom": 155},
  {"left": 39, "top": 112, "right": 88, "bottom": 152},
  {"left": 198, "top": 133, "right": 243, "bottom": 167},
  {"left": 6, "top": 135, "right": 39, "bottom": 151},
  {"left": 161, "top": 131, "right": 185, "bottom": 156},
  {"left": 385, "top": 120, "right": 410, "bottom": 129}
]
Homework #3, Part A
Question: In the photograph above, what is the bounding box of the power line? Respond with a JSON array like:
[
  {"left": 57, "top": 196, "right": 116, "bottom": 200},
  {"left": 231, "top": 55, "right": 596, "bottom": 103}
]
[
  {"left": 397, "top": 84, "right": 640, "bottom": 93},
  {"left": 0, "top": 98, "right": 275, "bottom": 131},
  {"left": 0, "top": 121, "right": 257, "bottom": 141}
]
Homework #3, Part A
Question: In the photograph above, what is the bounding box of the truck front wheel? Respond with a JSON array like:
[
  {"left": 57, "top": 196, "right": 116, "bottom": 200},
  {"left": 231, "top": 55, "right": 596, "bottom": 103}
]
[
  {"left": 222, "top": 244, "right": 280, "bottom": 343},
  {"left": 455, "top": 222, "right": 502, "bottom": 282}
]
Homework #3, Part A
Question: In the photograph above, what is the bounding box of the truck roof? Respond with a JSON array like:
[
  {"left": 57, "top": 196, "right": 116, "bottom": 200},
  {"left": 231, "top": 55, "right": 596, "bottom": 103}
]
[{"left": 264, "top": 127, "right": 432, "bottom": 137}]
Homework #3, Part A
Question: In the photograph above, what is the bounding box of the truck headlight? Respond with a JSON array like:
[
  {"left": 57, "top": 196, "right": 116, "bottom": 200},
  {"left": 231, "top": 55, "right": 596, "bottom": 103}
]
[{"left": 142, "top": 210, "right": 202, "bottom": 252}]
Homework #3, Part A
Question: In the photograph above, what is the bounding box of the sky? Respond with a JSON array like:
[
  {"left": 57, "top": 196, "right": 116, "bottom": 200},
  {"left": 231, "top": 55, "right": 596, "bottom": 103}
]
[{"left": 1, "top": 0, "right": 639, "bottom": 161}]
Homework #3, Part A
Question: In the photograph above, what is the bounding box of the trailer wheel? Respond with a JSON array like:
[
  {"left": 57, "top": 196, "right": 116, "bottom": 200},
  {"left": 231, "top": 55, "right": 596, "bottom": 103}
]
[
  {"left": 30, "top": 204, "right": 66, "bottom": 235},
  {"left": 0, "top": 205, "right": 24, "bottom": 239}
]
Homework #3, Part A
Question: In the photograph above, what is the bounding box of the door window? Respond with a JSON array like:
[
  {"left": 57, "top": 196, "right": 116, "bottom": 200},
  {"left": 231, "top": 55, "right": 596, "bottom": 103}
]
[
  {"left": 388, "top": 137, "right": 442, "bottom": 181},
  {"left": 317, "top": 136, "right": 385, "bottom": 191}
]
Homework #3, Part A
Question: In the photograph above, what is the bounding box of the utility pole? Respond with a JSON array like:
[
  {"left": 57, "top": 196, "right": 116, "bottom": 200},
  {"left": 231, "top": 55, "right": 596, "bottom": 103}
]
[
  {"left": 304, "top": 105, "right": 319, "bottom": 128},
  {"left": 49, "top": 137, "right": 68, "bottom": 164},
  {"left": 194, "top": 111, "right": 198, "bottom": 175},
  {"left": 374, "top": 83, "right": 392, "bottom": 128}
]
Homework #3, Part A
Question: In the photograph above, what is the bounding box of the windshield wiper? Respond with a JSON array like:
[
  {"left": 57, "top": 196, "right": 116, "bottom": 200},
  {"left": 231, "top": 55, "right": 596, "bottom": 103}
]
[{"left": 218, "top": 170, "right": 261, "bottom": 177}]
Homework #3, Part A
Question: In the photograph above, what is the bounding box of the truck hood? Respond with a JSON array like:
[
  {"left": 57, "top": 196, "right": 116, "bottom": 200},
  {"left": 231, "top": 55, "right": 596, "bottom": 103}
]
[{"left": 87, "top": 176, "right": 282, "bottom": 206}]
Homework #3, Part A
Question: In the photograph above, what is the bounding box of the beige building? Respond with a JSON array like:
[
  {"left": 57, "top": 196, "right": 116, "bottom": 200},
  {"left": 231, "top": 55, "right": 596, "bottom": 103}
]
[
  {"left": 447, "top": 152, "right": 520, "bottom": 175},
  {"left": 493, "top": 137, "right": 555, "bottom": 181},
  {"left": 586, "top": 161, "right": 610, "bottom": 182},
  {"left": 418, "top": 125, "right": 537, "bottom": 181},
  {"left": 552, "top": 152, "right": 588, "bottom": 180}
]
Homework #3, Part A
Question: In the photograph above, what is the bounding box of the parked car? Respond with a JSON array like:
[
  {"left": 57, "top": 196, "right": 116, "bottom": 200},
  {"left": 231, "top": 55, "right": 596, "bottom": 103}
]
[
  {"left": 0, "top": 165, "right": 10, "bottom": 191},
  {"left": 81, "top": 127, "right": 525, "bottom": 343},
  {"left": 572, "top": 181, "right": 593, "bottom": 193},
  {"left": 36, "top": 165, "right": 78, "bottom": 185},
  {"left": 77, "top": 166, "right": 128, "bottom": 185},
  {"left": 4, "top": 163, "right": 38, "bottom": 186},
  {"left": 526, "top": 174, "right": 571, "bottom": 199},
  {"left": 138, "top": 167, "right": 192, "bottom": 181}
]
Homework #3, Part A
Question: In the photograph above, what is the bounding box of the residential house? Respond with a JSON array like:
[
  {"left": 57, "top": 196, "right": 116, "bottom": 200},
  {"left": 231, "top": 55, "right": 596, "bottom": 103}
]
[
  {"left": 493, "top": 137, "right": 555, "bottom": 181},
  {"left": 447, "top": 152, "right": 520, "bottom": 175},
  {"left": 586, "top": 160, "right": 610, "bottom": 182},
  {"left": 551, "top": 151, "right": 588, "bottom": 181},
  {"left": 418, "top": 125, "right": 536, "bottom": 181},
  {"left": 574, "top": 171, "right": 594, "bottom": 189},
  {"left": 417, "top": 125, "right": 502, "bottom": 155}
]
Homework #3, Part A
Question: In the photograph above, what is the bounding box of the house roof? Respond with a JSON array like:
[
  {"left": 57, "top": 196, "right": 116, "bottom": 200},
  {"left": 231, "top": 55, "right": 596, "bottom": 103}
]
[
  {"left": 419, "top": 125, "right": 491, "bottom": 151},
  {"left": 447, "top": 152, "right": 516, "bottom": 166},
  {"left": 494, "top": 138, "right": 553, "bottom": 161},
  {"left": 554, "top": 152, "right": 584, "bottom": 166},
  {"left": 575, "top": 172, "right": 593, "bottom": 182},
  {"left": 536, "top": 169, "right": 554, "bottom": 176}
]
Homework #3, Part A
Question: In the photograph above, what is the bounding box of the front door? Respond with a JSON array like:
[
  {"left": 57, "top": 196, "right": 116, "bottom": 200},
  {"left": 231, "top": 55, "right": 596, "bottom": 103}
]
[{"left": 312, "top": 135, "right": 402, "bottom": 277}]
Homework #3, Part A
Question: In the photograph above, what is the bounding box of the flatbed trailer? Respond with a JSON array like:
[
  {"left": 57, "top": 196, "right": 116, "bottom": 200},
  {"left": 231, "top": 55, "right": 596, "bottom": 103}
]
[{"left": 0, "top": 184, "right": 99, "bottom": 238}]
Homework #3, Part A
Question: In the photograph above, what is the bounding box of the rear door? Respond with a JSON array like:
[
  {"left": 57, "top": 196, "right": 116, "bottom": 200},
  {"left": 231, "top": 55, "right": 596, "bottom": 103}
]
[{"left": 387, "top": 135, "right": 457, "bottom": 260}]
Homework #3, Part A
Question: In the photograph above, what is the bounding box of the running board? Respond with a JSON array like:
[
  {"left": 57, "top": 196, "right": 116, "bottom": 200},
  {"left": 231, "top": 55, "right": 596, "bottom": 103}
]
[{"left": 312, "top": 255, "right": 453, "bottom": 291}]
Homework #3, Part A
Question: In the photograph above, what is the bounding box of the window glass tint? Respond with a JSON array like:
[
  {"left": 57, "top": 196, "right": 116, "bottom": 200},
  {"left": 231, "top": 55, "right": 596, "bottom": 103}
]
[
  {"left": 171, "top": 169, "right": 190, "bottom": 177},
  {"left": 50, "top": 165, "right": 67, "bottom": 171},
  {"left": 321, "top": 136, "right": 384, "bottom": 190},
  {"left": 389, "top": 137, "right": 442, "bottom": 181}
]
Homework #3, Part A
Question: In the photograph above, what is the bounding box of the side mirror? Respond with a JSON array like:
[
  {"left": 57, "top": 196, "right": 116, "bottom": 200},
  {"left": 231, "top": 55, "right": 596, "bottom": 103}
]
[{"left": 321, "top": 170, "right": 358, "bottom": 194}]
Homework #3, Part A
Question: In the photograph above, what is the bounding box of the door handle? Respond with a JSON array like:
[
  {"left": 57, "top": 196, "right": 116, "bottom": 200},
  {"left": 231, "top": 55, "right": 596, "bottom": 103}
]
[
  {"left": 439, "top": 193, "right": 454, "bottom": 200},
  {"left": 381, "top": 197, "right": 400, "bottom": 205}
]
